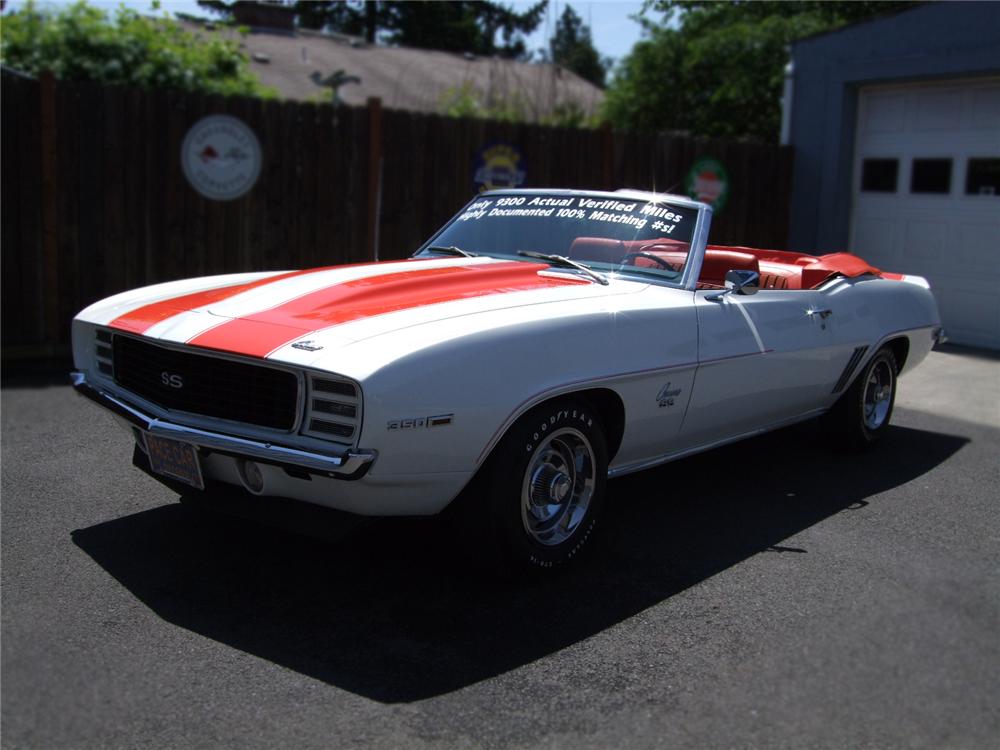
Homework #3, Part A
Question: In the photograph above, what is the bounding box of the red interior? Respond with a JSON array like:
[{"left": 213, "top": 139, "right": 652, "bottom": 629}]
[{"left": 567, "top": 237, "right": 895, "bottom": 290}]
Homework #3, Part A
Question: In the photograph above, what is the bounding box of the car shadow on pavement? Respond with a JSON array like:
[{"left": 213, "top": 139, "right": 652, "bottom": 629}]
[{"left": 72, "top": 421, "right": 966, "bottom": 703}]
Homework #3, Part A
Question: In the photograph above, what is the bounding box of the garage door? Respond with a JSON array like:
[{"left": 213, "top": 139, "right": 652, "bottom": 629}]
[{"left": 850, "top": 77, "right": 1000, "bottom": 350}]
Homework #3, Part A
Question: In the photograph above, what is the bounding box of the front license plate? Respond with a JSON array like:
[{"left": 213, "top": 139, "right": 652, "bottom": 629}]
[{"left": 145, "top": 434, "right": 204, "bottom": 490}]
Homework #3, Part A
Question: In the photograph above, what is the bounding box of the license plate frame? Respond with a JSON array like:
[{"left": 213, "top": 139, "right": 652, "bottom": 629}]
[{"left": 145, "top": 433, "right": 205, "bottom": 490}]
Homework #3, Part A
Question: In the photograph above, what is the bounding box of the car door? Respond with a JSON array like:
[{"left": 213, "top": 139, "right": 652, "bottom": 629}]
[{"left": 679, "top": 289, "right": 837, "bottom": 447}]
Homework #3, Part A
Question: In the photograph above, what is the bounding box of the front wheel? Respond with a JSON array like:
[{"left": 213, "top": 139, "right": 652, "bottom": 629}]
[
  {"left": 828, "top": 347, "right": 898, "bottom": 450},
  {"left": 484, "top": 398, "right": 608, "bottom": 571}
]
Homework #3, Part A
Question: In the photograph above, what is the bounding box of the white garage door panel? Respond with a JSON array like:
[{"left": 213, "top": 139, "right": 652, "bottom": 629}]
[
  {"left": 853, "top": 217, "right": 896, "bottom": 266},
  {"left": 851, "top": 77, "right": 1000, "bottom": 349},
  {"left": 958, "top": 221, "right": 1000, "bottom": 270},
  {"left": 904, "top": 220, "right": 947, "bottom": 262},
  {"left": 943, "top": 288, "right": 1000, "bottom": 349}
]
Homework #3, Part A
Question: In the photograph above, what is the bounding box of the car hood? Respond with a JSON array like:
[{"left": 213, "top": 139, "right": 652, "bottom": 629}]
[{"left": 98, "top": 257, "right": 645, "bottom": 368}]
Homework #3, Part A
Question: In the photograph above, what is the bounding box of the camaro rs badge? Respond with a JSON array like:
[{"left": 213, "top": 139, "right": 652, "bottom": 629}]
[
  {"left": 291, "top": 340, "right": 323, "bottom": 351},
  {"left": 656, "top": 382, "right": 682, "bottom": 407}
]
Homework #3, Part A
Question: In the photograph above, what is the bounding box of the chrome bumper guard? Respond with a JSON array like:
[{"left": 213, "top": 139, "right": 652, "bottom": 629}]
[{"left": 71, "top": 372, "right": 376, "bottom": 480}]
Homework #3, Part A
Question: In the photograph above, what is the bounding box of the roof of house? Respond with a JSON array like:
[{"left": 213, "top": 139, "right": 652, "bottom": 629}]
[{"left": 175, "top": 18, "right": 604, "bottom": 120}]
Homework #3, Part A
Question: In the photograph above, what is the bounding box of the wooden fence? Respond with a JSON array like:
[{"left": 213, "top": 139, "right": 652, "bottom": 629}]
[{"left": 1, "top": 70, "right": 794, "bottom": 355}]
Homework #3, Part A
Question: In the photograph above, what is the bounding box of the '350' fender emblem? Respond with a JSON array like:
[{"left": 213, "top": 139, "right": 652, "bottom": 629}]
[{"left": 387, "top": 414, "right": 453, "bottom": 430}]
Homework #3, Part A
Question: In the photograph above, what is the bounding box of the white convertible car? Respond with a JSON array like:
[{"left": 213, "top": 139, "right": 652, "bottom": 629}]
[{"left": 72, "top": 189, "right": 943, "bottom": 569}]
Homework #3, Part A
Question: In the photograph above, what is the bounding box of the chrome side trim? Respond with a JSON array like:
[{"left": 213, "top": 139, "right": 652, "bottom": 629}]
[{"left": 71, "top": 372, "right": 376, "bottom": 479}]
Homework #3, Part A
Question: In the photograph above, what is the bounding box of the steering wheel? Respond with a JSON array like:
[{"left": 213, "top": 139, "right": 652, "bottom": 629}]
[{"left": 620, "top": 251, "right": 678, "bottom": 272}]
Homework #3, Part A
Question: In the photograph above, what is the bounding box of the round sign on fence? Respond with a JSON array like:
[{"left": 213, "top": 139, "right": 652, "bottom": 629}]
[
  {"left": 472, "top": 143, "right": 526, "bottom": 193},
  {"left": 181, "top": 115, "right": 262, "bottom": 201},
  {"left": 685, "top": 157, "right": 729, "bottom": 212}
]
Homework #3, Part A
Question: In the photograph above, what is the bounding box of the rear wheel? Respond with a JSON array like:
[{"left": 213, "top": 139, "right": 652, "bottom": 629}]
[
  {"left": 484, "top": 398, "right": 608, "bottom": 570},
  {"left": 828, "top": 347, "right": 898, "bottom": 450}
]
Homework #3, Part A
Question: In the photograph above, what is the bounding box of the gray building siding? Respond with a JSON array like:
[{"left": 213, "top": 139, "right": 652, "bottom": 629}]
[{"left": 787, "top": 2, "right": 1000, "bottom": 252}]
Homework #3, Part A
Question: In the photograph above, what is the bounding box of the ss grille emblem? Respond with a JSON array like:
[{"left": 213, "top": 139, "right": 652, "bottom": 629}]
[{"left": 161, "top": 372, "right": 184, "bottom": 389}]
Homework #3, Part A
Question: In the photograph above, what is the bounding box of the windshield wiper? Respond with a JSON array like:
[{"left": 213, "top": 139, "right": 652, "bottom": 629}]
[
  {"left": 426, "top": 245, "right": 477, "bottom": 257},
  {"left": 517, "top": 251, "right": 609, "bottom": 285}
]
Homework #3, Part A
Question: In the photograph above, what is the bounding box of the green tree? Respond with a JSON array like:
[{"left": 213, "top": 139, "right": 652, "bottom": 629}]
[
  {"left": 0, "top": 0, "right": 273, "bottom": 96},
  {"left": 290, "top": 0, "right": 547, "bottom": 60},
  {"left": 548, "top": 5, "right": 608, "bottom": 88},
  {"left": 602, "top": 0, "right": 916, "bottom": 141}
]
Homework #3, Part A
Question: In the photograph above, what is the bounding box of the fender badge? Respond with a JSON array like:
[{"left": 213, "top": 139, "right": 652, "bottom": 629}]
[
  {"left": 656, "top": 382, "right": 682, "bottom": 408},
  {"left": 291, "top": 340, "right": 323, "bottom": 351},
  {"left": 388, "top": 414, "right": 454, "bottom": 430}
]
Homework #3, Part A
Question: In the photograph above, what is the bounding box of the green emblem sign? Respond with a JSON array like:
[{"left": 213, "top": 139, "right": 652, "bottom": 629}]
[{"left": 685, "top": 157, "right": 729, "bottom": 212}]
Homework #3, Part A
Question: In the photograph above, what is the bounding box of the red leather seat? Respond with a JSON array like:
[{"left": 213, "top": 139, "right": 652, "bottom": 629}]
[{"left": 697, "top": 250, "right": 759, "bottom": 288}]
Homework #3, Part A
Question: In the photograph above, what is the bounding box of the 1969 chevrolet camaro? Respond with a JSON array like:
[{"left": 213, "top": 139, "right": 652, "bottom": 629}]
[{"left": 72, "top": 189, "right": 943, "bottom": 569}]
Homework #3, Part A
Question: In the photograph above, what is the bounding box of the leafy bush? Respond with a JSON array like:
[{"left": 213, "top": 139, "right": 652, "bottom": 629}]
[{"left": 1, "top": 1, "right": 274, "bottom": 97}]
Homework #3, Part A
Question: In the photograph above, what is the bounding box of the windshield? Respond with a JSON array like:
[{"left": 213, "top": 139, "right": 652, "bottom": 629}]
[{"left": 416, "top": 192, "right": 700, "bottom": 284}]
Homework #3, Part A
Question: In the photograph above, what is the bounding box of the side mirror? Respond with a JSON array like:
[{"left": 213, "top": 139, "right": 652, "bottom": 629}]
[
  {"left": 706, "top": 269, "right": 760, "bottom": 301},
  {"left": 725, "top": 269, "right": 759, "bottom": 296}
]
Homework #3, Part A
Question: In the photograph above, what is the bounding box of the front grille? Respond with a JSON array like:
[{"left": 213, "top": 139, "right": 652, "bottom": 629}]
[{"left": 112, "top": 335, "right": 299, "bottom": 431}]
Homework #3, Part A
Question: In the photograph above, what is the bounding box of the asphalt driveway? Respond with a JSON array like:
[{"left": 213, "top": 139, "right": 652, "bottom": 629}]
[{"left": 2, "top": 346, "right": 998, "bottom": 749}]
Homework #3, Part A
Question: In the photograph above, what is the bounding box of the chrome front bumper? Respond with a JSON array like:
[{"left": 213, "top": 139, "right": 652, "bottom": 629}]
[{"left": 71, "top": 372, "right": 377, "bottom": 480}]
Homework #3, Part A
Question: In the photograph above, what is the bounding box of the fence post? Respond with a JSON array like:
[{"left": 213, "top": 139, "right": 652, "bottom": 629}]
[
  {"left": 39, "top": 70, "right": 60, "bottom": 347},
  {"left": 367, "top": 97, "right": 383, "bottom": 262},
  {"left": 601, "top": 122, "right": 614, "bottom": 191}
]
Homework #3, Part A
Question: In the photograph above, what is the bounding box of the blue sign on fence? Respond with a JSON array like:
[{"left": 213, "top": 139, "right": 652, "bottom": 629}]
[{"left": 472, "top": 143, "right": 526, "bottom": 193}]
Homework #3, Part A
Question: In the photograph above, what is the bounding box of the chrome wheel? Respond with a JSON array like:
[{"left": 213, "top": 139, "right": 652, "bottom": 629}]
[
  {"left": 863, "top": 358, "right": 894, "bottom": 430},
  {"left": 520, "top": 427, "right": 596, "bottom": 547}
]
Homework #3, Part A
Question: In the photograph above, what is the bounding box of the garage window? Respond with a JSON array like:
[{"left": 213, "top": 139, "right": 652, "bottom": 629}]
[
  {"left": 965, "top": 158, "right": 1000, "bottom": 196},
  {"left": 911, "top": 158, "right": 952, "bottom": 194},
  {"left": 861, "top": 158, "right": 898, "bottom": 192}
]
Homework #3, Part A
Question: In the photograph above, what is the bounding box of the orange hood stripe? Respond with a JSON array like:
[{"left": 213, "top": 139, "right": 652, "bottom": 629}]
[
  {"left": 107, "top": 268, "right": 329, "bottom": 335},
  {"left": 186, "top": 261, "right": 586, "bottom": 358}
]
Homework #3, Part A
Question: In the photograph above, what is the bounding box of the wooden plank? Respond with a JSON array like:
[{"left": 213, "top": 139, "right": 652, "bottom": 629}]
[
  {"left": 260, "top": 97, "right": 285, "bottom": 270},
  {"left": 101, "top": 84, "right": 126, "bottom": 296},
  {"left": 220, "top": 94, "right": 243, "bottom": 274},
  {"left": 279, "top": 99, "right": 300, "bottom": 267},
  {"left": 1, "top": 74, "right": 28, "bottom": 346},
  {"left": 164, "top": 89, "right": 186, "bottom": 280},
  {"left": 241, "top": 94, "right": 266, "bottom": 271},
  {"left": 313, "top": 103, "right": 338, "bottom": 266},
  {"left": 76, "top": 81, "right": 106, "bottom": 322},
  {"left": 366, "top": 97, "right": 383, "bottom": 261},
  {"left": 346, "top": 106, "right": 370, "bottom": 264},
  {"left": 145, "top": 88, "right": 170, "bottom": 284},
  {"left": 122, "top": 86, "right": 145, "bottom": 289},
  {"left": 55, "top": 82, "right": 79, "bottom": 342},
  {"left": 203, "top": 94, "right": 228, "bottom": 275},
  {"left": 297, "top": 101, "right": 319, "bottom": 267},
  {"left": 39, "top": 71, "right": 60, "bottom": 345}
]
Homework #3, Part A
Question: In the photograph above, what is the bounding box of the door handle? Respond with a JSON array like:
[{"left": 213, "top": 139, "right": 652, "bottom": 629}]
[{"left": 808, "top": 308, "right": 833, "bottom": 320}]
